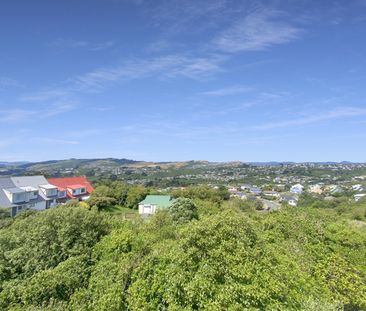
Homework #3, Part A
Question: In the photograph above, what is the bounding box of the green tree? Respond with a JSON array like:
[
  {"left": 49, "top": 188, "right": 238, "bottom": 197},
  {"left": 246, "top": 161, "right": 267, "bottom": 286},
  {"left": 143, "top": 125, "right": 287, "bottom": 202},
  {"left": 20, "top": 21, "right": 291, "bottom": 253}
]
[
  {"left": 169, "top": 198, "right": 198, "bottom": 224},
  {"left": 125, "top": 185, "right": 147, "bottom": 209}
]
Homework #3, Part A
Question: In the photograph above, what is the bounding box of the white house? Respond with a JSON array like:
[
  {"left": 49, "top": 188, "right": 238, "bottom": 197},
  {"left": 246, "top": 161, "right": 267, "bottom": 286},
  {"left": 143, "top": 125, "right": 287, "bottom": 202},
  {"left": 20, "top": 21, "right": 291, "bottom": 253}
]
[{"left": 290, "top": 184, "right": 304, "bottom": 194}]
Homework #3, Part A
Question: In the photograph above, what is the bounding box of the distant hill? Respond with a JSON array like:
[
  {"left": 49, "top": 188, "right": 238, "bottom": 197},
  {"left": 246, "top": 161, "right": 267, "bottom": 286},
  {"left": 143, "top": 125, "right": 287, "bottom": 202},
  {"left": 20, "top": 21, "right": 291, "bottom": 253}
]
[
  {"left": 18, "top": 158, "right": 140, "bottom": 171},
  {"left": 0, "top": 161, "right": 30, "bottom": 167},
  {"left": 0, "top": 159, "right": 363, "bottom": 177}
]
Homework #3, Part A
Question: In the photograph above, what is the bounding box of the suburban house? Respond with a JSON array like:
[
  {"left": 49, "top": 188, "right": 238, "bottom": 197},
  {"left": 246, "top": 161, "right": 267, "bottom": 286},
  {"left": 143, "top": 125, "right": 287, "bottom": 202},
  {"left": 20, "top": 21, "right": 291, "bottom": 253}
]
[
  {"left": 47, "top": 176, "right": 94, "bottom": 202},
  {"left": 263, "top": 191, "right": 280, "bottom": 198},
  {"left": 354, "top": 193, "right": 366, "bottom": 202},
  {"left": 280, "top": 195, "right": 298, "bottom": 207},
  {"left": 240, "top": 184, "right": 252, "bottom": 191},
  {"left": 0, "top": 176, "right": 59, "bottom": 217},
  {"left": 308, "top": 184, "right": 323, "bottom": 194},
  {"left": 138, "top": 195, "right": 175, "bottom": 215},
  {"left": 352, "top": 184, "right": 364, "bottom": 192},
  {"left": 249, "top": 186, "right": 262, "bottom": 195},
  {"left": 327, "top": 185, "right": 343, "bottom": 195},
  {"left": 290, "top": 184, "right": 304, "bottom": 194}
]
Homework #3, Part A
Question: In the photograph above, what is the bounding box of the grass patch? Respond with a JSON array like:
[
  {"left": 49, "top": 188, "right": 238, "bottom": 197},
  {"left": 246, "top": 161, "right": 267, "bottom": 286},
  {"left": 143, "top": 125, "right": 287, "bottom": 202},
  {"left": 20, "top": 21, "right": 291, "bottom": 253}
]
[{"left": 102, "top": 205, "right": 138, "bottom": 215}]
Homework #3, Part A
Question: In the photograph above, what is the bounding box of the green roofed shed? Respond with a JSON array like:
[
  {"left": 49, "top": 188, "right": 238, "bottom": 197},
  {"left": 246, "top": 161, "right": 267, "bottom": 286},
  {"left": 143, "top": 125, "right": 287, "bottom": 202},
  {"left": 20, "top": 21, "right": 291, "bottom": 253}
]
[{"left": 138, "top": 195, "right": 175, "bottom": 215}]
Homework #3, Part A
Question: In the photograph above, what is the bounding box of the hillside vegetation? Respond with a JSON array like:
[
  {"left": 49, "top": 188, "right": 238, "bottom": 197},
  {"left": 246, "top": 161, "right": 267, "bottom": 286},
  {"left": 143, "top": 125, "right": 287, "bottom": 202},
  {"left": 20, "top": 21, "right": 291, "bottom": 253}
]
[{"left": 0, "top": 194, "right": 365, "bottom": 310}]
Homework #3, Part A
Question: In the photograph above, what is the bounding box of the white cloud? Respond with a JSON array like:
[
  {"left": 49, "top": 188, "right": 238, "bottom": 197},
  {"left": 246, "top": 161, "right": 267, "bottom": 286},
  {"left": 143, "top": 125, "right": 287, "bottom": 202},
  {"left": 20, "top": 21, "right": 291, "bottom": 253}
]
[
  {"left": 214, "top": 8, "right": 301, "bottom": 52},
  {"left": 254, "top": 107, "right": 366, "bottom": 130}
]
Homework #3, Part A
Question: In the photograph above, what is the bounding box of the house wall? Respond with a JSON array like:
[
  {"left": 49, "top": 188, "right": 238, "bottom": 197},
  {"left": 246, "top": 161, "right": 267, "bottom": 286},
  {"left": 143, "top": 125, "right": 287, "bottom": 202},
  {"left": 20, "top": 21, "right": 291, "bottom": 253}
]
[
  {"left": 30, "top": 200, "right": 47, "bottom": 210},
  {"left": 46, "top": 188, "right": 58, "bottom": 197},
  {"left": 6, "top": 191, "right": 28, "bottom": 203},
  {"left": 12, "top": 200, "right": 47, "bottom": 217},
  {"left": 138, "top": 204, "right": 157, "bottom": 214},
  {"left": 68, "top": 187, "right": 86, "bottom": 196},
  {"left": 29, "top": 191, "right": 39, "bottom": 200},
  {"left": 58, "top": 191, "right": 67, "bottom": 198}
]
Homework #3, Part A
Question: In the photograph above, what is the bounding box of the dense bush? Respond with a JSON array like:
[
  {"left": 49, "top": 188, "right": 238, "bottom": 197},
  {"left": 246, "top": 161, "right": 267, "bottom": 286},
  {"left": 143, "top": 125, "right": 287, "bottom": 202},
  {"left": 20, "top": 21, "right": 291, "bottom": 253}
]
[
  {"left": 0, "top": 206, "right": 109, "bottom": 309},
  {"left": 0, "top": 201, "right": 365, "bottom": 310}
]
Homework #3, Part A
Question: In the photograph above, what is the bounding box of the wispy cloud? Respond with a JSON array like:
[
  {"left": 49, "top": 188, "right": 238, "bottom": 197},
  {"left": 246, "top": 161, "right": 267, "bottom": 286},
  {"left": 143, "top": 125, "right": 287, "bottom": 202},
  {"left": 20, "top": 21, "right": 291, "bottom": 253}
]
[
  {"left": 200, "top": 85, "right": 252, "bottom": 96},
  {"left": 72, "top": 54, "right": 224, "bottom": 90},
  {"left": 20, "top": 89, "right": 70, "bottom": 102},
  {"left": 149, "top": 0, "right": 228, "bottom": 33},
  {"left": 20, "top": 54, "right": 223, "bottom": 102},
  {"left": 0, "top": 77, "right": 22, "bottom": 88},
  {"left": 254, "top": 107, "right": 366, "bottom": 130},
  {"left": 214, "top": 8, "right": 301, "bottom": 52},
  {"left": 0, "top": 109, "right": 35, "bottom": 122},
  {"left": 0, "top": 102, "right": 76, "bottom": 123},
  {"left": 0, "top": 138, "right": 18, "bottom": 149},
  {"left": 49, "top": 38, "right": 116, "bottom": 51},
  {"left": 32, "top": 138, "right": 80, "bottom": 145}
]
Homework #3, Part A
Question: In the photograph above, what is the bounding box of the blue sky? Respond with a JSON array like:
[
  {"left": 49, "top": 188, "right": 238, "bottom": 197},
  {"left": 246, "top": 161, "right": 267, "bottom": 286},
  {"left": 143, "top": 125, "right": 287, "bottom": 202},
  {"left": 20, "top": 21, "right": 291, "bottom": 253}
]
[{"left": 1, "top": 0, "right": 366, "bottom": 162}]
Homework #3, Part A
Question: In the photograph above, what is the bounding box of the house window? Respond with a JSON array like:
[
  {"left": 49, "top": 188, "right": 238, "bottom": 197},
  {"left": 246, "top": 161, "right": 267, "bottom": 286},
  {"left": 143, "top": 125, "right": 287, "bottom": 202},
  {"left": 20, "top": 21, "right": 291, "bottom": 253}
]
[{"left": 80, "top": 188, "right": 86, "bottom": 194}]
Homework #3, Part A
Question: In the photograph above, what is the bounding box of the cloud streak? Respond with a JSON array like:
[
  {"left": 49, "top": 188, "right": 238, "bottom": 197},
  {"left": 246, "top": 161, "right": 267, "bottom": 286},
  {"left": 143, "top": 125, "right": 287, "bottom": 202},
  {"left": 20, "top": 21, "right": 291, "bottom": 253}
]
[
  {"left": 214, "top": 8, "right": 301, "bottom": 52},
  {"left": 72, "top": 54, "right": 224, "bottom": 90},
  {"left": 0, "top": 102, "right": 76, "bottom": 123},
  {"left": 254, "top": 107, "right": 366, "bottom": 130},
  {"left": 200, "top": 85, "right": 252, "bottom": 96},
  {"left": 0, "top": 77, "right": 22, "bottom": 88},
  {"left": 49, "top": 38, "right": 116, "bottom": 51},
  {"left": 32, "top": 138, "right": 80, "bottom": 145}
]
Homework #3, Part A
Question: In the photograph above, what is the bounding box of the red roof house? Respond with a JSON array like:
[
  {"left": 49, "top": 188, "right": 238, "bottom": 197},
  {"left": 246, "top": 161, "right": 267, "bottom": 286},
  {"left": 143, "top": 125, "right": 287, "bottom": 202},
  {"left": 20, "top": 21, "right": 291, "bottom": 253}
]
[{"left": 47, "top": 176, "right": 94, "bottom": 200}]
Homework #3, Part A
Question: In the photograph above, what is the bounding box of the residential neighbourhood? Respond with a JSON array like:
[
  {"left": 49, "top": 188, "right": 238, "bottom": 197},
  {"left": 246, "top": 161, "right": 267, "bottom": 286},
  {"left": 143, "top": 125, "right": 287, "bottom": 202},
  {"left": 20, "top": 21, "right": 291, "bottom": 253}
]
[{"left": 0, "top": 161, "right": 365, "bottom": 217}]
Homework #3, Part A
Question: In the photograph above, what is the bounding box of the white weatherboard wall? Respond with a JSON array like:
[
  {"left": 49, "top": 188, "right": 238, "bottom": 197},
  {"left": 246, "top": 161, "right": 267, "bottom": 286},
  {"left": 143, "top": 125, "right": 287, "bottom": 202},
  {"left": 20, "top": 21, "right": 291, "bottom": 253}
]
[
  {"left": 68, "top": 187, "right": 86, "bottom": 196},
  {"left": 138, "top": 204, "right": 157, "bottom": 215}
]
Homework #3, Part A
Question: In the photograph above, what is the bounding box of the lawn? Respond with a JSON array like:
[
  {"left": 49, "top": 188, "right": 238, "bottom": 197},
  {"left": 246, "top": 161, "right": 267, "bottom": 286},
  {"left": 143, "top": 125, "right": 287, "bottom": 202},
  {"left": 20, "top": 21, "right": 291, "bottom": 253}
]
[{"left": 102, "top": 205, "right": 138, "bottom": 215}]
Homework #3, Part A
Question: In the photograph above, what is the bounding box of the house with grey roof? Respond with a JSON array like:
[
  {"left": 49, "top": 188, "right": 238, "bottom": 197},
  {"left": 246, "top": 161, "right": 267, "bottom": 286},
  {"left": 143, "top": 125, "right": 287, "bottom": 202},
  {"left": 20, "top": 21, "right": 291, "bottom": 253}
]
[
  {"left": 0, "top": 176, "right": 58, "bottom": 217},
  {"left": 138, "top": 195, "right": 176, "bottom": 215},
  {"left": 280, "top": 194, "right": 298, "bottom": 206}
]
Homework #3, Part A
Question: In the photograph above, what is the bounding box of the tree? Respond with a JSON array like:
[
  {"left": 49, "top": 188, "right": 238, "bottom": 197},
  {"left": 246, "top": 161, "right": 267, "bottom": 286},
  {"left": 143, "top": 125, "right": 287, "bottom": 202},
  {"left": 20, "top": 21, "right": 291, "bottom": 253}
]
[
  {"left": 125, "top": 185, "right": 147, "bottom": 209},
  {"left": 0, "top": 206, "right": 110, "bottom": 309},
  {"left": 169, "top": 198, "right": 198, "bottom": 224},
  {"left": 87, "top": 196, "right": 117, "bottom": 210}
]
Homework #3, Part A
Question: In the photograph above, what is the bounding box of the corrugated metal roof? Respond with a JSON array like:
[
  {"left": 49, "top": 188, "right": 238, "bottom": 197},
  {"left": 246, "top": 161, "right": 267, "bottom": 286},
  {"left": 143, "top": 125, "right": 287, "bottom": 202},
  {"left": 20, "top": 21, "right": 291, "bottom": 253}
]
[{"left": 139, "top": 195, "right": 175, "bottom": 208}]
